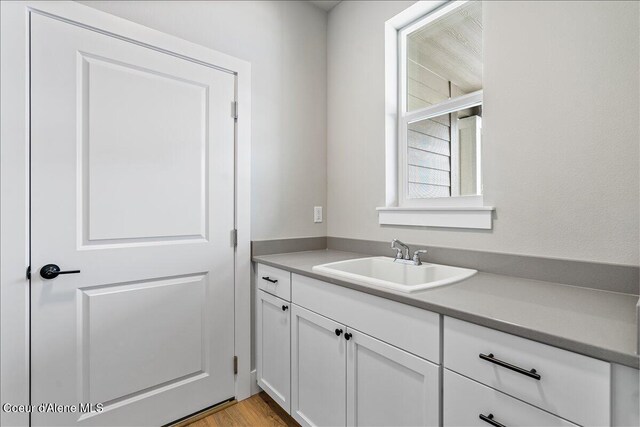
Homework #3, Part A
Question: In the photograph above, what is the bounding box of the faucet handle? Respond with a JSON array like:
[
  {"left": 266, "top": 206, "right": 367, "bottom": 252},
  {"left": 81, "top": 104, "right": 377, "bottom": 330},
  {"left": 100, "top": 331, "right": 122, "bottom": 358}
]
[
  {"left": 393, "top": 247, "right": 403, "bottom": 259},
  {"left": 412, "top": 249, "right": 428, "bottom": 265},
  {"left": 391, "top": 239, "right": 409, "bottom": 259}
]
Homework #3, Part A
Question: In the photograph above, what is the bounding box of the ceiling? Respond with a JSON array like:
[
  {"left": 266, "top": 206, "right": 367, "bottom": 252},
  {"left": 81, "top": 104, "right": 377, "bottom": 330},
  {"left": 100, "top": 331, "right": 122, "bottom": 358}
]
[{"left": 308, "top": 1, "right": 341, "bottom": 12}]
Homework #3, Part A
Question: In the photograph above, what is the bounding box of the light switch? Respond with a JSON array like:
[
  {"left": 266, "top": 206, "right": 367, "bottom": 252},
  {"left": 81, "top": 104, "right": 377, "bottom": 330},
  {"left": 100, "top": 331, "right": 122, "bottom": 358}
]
[{"left": 314, "top": 206, "right": 323, "bottom": 223}]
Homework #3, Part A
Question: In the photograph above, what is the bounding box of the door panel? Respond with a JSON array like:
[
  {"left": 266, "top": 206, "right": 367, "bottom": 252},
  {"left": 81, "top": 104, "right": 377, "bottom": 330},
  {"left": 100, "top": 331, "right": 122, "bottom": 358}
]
[
  {"left": 83, "top": 275, "right": 206, "bottom": 404},
  {"left": 30, "top": 12, "right": 235, "bottom": 426},
  {"left": 346, "top": 329, "right": 440, "bottom": 427},
  {"left": 291, "top": 305, "right": 346, "bottom": 427},
  {"left": 257, "top": 290, "right": 291, "bottom": 412},
  {"left": 83, "top": 53, "right": 207, "bottom": 242}
]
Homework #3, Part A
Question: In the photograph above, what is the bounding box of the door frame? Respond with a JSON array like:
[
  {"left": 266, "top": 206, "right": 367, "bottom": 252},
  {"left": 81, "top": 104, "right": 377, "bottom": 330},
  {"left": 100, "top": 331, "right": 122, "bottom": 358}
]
[{"left": 0, "top": 2, "right": 252, "bottom": 426}]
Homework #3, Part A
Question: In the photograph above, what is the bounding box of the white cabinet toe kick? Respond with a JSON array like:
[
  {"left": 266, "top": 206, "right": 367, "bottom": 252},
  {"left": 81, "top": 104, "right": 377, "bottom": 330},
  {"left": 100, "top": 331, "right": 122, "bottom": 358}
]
[{"left": 254, "top": 263, "right": 639, "bottom": 427}]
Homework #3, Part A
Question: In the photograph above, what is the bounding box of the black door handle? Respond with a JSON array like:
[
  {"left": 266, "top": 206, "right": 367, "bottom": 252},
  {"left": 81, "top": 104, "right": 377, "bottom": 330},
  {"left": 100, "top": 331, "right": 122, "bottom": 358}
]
[
  {"left": 40, "top": 264, "right": 81, "bottom": 280},
  {"left": 479, "top": 353, "right": 541, "bottom": 380},
  {"left": 344, "top": 333, "right": 352, "bottom": 340},
  {"left": 262, "top": 276, "right": 278, "bottom": 284},
  {"left": 479, "top": 413, "right": 506, "bottom": 427},
  {"left": 335, "top": 329, "right": 343, "bottom": 336},
  {"left": 282, "top": 305, "right": 289, "bottom": 311}
]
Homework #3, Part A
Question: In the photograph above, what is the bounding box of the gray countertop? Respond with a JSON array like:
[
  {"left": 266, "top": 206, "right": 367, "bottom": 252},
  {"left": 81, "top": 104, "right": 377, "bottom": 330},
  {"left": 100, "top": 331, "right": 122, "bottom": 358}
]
[{"left": 253, "top": 249, "right": 640, "bottom": 369}]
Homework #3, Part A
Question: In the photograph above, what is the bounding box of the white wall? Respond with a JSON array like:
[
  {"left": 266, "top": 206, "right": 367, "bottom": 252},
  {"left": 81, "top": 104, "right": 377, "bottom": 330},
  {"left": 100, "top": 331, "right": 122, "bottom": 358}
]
[
  {"left": 81, "top": 0, "right": 328, "bottom": 240},
  {"left": 327, "top": 0, "right": 640, "bottom": 265}
]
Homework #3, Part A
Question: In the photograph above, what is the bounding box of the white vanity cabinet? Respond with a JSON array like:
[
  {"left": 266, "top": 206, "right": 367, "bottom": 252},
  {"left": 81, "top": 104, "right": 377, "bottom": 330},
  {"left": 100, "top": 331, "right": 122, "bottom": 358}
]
[
  {"left": 254, "top": 262, "right": 637, "bottom": 427},
  {"left": 290, "top": 304, "right": 440, "bottom": 427},
  {"left": 256, "top": 264, "right": 441, "bottom": 427},
  {"left": 291, "top": 272, "right": 441, "bottom": 427},
  {"left": 256, "top": 289, "right": 291, "bottom": 413}
]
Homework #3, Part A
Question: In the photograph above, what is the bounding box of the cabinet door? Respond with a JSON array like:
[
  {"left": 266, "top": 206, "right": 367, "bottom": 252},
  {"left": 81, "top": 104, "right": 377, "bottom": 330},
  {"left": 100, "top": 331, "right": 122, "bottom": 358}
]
[
  {"left": 291, "top": 304, "right": 347, "bottom": 427},
  {"left": 346, "top": 329, "right": 440, "bottom": 426},
  {"left": 257, "top": 290, "right": 291, "bottom": 413}
]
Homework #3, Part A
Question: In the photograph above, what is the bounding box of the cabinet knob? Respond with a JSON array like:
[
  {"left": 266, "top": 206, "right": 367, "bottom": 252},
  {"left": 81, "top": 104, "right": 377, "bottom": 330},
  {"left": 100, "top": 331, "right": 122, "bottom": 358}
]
[
  {"left": 335, "top": 328, "right": 343, "bottom": 336},
  {"left": 282, "top": 305, "right": 289, "bottom": 311},
  {"left": 344, "top": 333, "right": 352, "bottom": 340}
]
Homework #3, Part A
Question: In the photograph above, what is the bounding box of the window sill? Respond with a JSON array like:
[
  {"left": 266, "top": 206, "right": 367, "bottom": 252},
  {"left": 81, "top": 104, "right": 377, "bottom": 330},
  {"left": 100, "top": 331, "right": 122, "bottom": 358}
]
[{"left": 376, "top": 206, "right": 495, "bottom": 229}]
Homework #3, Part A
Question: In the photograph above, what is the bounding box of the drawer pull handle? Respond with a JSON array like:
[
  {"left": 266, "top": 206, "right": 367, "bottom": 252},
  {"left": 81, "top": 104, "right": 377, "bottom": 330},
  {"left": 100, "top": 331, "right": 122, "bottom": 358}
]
[
  {"left": 282, "top": 305, "right": 289, "bottom": 311},
  {"left": 479, "top": 353, "right": 541, "bottom": 380},
  {"left": 262, "top": 276, "right": 278, "bottom": 284},
  {"left": 335, "top": 329, "right": 343, "bottom": 336},
  {"left": 479, "top": 413, "right": 506, "bottom": 427},
  {"left": 344, "top": 333, "right": 352, "bottom": 341}
]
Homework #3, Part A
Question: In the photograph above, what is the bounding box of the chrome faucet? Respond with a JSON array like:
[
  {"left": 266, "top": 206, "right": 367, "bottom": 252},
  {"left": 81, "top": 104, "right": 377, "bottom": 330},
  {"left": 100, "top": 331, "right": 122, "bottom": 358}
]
[
  {"left": 391, "top": 239, "right": 428, "bottom": 265},
  {"left": 391, "top": 239, "right": 410, "bottom": 260},
  {"left": 412, "top": 249, "right": 428, "bottom": 266}
]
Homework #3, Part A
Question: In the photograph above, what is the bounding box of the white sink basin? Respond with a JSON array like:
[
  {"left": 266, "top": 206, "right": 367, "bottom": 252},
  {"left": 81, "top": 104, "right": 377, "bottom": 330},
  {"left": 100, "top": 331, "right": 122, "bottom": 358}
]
[{"left": 312, "top": 256, "right": 477, "bottom": 293}]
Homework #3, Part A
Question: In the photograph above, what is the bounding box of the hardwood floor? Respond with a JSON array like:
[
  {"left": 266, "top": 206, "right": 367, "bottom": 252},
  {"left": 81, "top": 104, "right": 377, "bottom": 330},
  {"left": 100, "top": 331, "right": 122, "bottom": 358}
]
[{"left": 186, "top": 393, "right": 299, "bottom": 427}]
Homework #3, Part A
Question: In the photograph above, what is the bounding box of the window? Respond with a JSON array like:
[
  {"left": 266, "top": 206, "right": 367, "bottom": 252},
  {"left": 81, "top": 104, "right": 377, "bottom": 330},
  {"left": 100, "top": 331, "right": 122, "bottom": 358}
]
[
  {"left": 399, "top": 1, "right": 483, "bottom": 205},
  {"left": 379, "top": 0, "right": 493, "bottom": 229}
]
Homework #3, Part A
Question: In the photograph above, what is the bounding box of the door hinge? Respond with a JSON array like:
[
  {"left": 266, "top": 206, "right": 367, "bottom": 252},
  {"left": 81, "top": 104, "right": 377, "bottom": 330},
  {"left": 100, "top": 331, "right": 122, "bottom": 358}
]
[
  {"left": 231, "top": 229, "right": 238, "bottom": 248},
  {"left": 233, "top": 355, "right": 238, "bottom": 375},
  {"left": 232, "top": 101, "right": 238, "bottom": 120},
  {"left": 26, "top": 266, "right": 31, "bottom": 280}
]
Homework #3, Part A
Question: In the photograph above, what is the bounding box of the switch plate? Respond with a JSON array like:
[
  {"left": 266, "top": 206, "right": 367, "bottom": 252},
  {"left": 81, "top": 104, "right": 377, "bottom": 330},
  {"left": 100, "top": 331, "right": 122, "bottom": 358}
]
[{"left": 314, "top": 206, "right": 323, "bottom": 223}]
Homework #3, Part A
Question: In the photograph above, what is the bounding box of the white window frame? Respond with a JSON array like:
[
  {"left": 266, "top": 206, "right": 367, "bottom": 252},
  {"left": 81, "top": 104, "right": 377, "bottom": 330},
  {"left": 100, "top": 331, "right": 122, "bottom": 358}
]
[
  {"left": 399, "top": 91, "right": 483, "bottom": 207},
  {"left": 379, "top": 0, "right": 494, "bottom": 229}
]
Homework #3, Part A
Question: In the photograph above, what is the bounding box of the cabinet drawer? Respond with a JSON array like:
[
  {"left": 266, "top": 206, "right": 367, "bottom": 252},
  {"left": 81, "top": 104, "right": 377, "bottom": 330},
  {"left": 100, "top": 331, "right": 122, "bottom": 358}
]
[
  {"left": 444, "top": 317, "right": 610, "bottom": 426},
  {"left": 444, "top": 369, "right": 577, "bottom": 427},
  {"left": 292, "top": 273, "right": 440, "bottom": 363},
  {"left": 256, "top": 263, "right": 291, "bottom": 301}
]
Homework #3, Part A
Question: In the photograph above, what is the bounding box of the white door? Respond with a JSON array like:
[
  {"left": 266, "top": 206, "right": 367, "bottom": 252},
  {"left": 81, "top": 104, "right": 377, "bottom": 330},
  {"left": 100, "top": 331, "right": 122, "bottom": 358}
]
[
  {"left": 257, "top": 290, "right": 291, "bottom": 413},
  {"left": 346, "top": 329, "right": 440, "bottom": 427},
  {"left": 30, "top": 12, "right": 236, "bottom": 426},
  {"left": 291, "top": 305, "right": 347, "bottom": 427}
]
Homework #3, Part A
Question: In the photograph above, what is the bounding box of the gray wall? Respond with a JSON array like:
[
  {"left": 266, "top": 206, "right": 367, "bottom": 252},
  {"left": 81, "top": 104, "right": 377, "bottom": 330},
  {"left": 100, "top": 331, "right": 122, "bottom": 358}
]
[
  {"left": 327, "top": 1, "right": 639, "bottom": 265},
  {"left": 81, "top": 0, "right": 328, "bottom": 241},
  {"left": 80, "top": 1, "right": 640, "bottom": 265}
]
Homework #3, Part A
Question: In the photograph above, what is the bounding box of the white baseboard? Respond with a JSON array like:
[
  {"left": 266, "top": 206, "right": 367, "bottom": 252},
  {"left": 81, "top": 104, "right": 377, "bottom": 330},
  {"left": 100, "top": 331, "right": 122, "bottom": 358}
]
[{"left": 250, "top": 369, "right": 261, "bottom": 396}]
